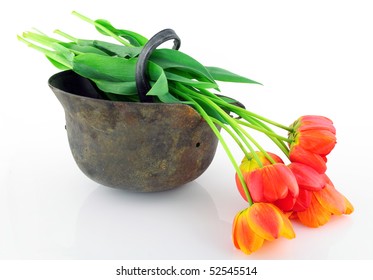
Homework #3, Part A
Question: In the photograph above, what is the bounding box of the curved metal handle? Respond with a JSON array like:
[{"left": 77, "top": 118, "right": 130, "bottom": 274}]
[{"left": 136, "top": 29, "right": 181, "bottom": 102}]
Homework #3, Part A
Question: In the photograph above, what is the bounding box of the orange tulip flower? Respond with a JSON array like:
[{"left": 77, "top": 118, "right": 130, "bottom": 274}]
[
  {"left": 232, "top": 203, "right": 295, "bottom": 254},
  {"left": 289, "top": 115, "right": 336, "bottom": 173},
  {"left": 292, "top": 175, "right": 354, "bottom": 227}
]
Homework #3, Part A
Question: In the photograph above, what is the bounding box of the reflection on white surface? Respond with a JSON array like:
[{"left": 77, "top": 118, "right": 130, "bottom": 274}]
[
  {"left": 74, "top": 183, "right": 231, "bottom": 259},
  {"left": 2, "top": 156, "right": 232, "bottom": 259}
]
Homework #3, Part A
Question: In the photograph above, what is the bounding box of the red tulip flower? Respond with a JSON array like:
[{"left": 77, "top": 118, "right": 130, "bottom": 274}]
[
  {"left": 232, "top": 203, "right": 295, "bottom": 255},
  {"left": 235, "top": 152, "right": 299, "bottom": 211},
  {"left": 235, "top": 152, "right": 283, "bottom": 200}
]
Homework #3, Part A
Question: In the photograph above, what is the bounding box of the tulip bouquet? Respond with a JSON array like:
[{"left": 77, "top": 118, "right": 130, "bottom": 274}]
[{"left": 18, "top": 12, "right": 353, "bottom": 255}]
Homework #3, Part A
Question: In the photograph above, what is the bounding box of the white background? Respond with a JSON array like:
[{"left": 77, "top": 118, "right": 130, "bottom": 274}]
[{"left": 1, "top": 0, "right": 373, "bottom": 261}]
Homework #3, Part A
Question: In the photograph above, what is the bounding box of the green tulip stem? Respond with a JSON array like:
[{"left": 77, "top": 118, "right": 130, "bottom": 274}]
[
  {"left": 211, "top": 117, "right": 251, "bottom": 160},
  {"left": 172, "top": 87, "right": 253, "bottom": 205},
  {"left": 199, "top": 88, "right": 294, "bottom": 132},
  {"left": 176, "top": 84, "right": 264, "bottom": 167}
]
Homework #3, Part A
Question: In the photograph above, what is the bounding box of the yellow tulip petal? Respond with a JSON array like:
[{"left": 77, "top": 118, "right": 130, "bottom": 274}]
[
  {"left": 343, "top": 197, "right": 354, "bottom": 215},
  {"left": 232, "top": 211, "right": 242, "bottom": 250},
  {"left": 274, "top": 205, "right": 296, "bottom": 239},
  {"left": 314, "top": 183, "right": 345, "bottom": 215},
  {"left": 297, "top": 194, "right": 331, "bottom": 227},
  {"left": 232, "top": 210, "right": 264, "bottom": 254}
]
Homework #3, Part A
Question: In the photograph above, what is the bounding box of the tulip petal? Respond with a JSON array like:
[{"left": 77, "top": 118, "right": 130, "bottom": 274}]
[
  {"left": 246, "top": 203, "right": 295, "bottom": 241},
  {"left": 232, "top": 212, "right": 241, "bottom": 249},
  {"left": 320, "top": 175, "right": 354, "bottom": 215},
  {"left": 246, "top": 203, "right": 281, "bottom": 241},
  {"left": 246, "top": 170, "right": 265, "bottom": 202},
  {"left": 297, "top": 194, "right": 331, "bottom": 227},
  {"left": 237, "top": 152, "right": 287, "bottom": 202},
  {"left": 258, "top": 152, "right": 284, "bottom": 165},
  {"left": 278, "top": 208, "right": 296, "bottom": 239},
  {"left": 248, "top": 164, "right": 298, "bottom": 203},
  {"left": 289, "top": 163, "right": 325, "bottom": 191},
  {"left": 292, "top": 189, "right": 312, "bottom": 212},
  {"left": 232, "top": 210, "right": 264, "bottom": 254},
  {"left": 274, "top": 193, "right": 296, "bottom": 212},
  {"left": 314, "top": 183, "right": 346, "bottom": 215},
  {"left": 297, "top": 115, "right": 336, "bottom": 134},
  {"left": 289, "top": 145, "right": 327, "bottom": 173},
  {"left": 299, "top": 130, "right": 336, "bottom": 155},
  {"left": 239, "top": 152, "right": 284, "bottom": 173},
  {"left": 344, "top": 197, "right": 354, "bottom": 215},
  {"left": 260, "top": 165, "right": 289, "bottom": 201}
]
